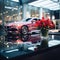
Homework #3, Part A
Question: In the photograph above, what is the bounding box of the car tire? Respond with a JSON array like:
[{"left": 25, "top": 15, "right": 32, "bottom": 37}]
[
  {"left": 21, "top": 35, "right": 29, "bottom": 42},
  {"left": 21, "top": 26, "right": 29, "bottom": 35}
]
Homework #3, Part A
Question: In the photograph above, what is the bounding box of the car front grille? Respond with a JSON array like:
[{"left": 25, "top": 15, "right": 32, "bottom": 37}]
[{"left": 5, "top": 26, "right": 17, "bottom": 31}]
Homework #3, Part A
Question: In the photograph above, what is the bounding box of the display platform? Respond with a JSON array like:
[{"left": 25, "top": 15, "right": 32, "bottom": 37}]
[{"left": 0, "top": 33, "right": 60, "bottom": 60}]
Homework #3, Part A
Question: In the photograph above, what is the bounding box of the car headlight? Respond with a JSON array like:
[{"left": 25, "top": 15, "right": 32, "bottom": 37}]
[{"left": 16, "top": 24, "right": 22, "bottom": 29}]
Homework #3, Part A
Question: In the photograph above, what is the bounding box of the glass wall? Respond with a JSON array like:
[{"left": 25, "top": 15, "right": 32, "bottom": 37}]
[
  {"left": 27, "top": 5, "right": 40, "bottom": 18},
  {"left": 0, "top": 0, "right": 59, "bottom": 29},
  {"left": 4, "top": 0, "right": 19, "bottom": 22},
  {"left": 0, "top": 0, "right": 23, "bottom": 24},
  {"left": 0, "top": 0, "right": 4, "bottom": 22}
]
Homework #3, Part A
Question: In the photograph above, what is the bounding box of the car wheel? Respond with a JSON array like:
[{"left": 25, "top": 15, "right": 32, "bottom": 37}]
[
  {"left": 21, "top": 26, "right": 28, "bottom": 35},
  {"left": 21, "top": 35, "right": 29, "bottom": 42}
]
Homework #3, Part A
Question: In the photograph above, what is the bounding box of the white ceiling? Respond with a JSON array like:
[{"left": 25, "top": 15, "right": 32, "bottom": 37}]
[{"left": 28, "top": 0, "right": 60, "bottom": 10}]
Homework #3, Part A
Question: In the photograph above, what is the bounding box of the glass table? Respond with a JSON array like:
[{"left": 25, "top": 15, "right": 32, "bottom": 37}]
[{"left": 0, "top": 33, "right": 60, "bottom": 60}]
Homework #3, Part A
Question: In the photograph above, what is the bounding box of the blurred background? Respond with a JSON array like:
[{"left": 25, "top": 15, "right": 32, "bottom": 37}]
[{"left": 0, "top": 0, "right": 60, "bottom": 29}]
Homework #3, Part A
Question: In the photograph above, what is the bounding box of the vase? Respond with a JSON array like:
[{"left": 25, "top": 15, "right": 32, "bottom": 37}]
[
  {"left": 41, "top": 28, "right": 48, "bottom": 37},
  {"left": 40, "top": 28, "right": 49, "bottom": 48}
]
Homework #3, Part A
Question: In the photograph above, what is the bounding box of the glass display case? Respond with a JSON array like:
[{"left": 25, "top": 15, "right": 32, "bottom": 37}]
[{"left": 0, "top": 32, "right": 60, "bottom": 60}]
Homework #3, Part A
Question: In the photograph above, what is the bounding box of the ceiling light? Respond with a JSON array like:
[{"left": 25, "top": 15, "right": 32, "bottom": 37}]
[
  {"left": 12, "top": 0, "right": 19, "bottom": 2},
  {"left": 5, "top": 6, "right": 12, "bottom": 9},
  {"left": 5, "top": 6, "right": 18, "bottom": 10}
]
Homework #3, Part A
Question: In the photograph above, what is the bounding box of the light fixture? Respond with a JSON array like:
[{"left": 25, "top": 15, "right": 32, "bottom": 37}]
[
  {"left": 5, "top": 6, "right": 18, "bottom": 10},
  {"left": 12, "top": 0, "right": 19, "bottom": 2},
  {"left": 5, "top": 6, "right": 12, "bottom": 9}
]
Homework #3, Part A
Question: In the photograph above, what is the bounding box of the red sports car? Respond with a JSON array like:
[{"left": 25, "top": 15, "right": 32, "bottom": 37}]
[{"left": 5, "top": 18, "right": 40, "bottom": 35}]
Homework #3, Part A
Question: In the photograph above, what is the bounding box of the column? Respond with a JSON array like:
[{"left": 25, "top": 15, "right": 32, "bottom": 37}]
[
  {"left": 22, "top": 4, "right": 27, "bottom": 19},
  {"left": 18, "top": 6, "right": 21, "bottom": 20},
  {"left": 39, "top": 8, "right": 43, "bottom": 19}
]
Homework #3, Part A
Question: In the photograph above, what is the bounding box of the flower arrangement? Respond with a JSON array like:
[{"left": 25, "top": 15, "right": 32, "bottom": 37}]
[{"left": 35, "top": 17, "right": 55, "bottom": 36}]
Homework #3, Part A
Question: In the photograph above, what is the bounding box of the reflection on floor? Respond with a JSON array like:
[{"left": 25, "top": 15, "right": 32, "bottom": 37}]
[
  {"left": 2, "top": 32, "right": 60, "bottom": 44},
  {"left": 5, "top": 34, "right": 41, "bottom": 43},
  {"left": 0, "top": 33, "right": 60, "bottom": 55}
]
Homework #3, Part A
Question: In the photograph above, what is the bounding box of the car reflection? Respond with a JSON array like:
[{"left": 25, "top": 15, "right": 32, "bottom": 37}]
[
  {"left": 0, "top": 34, "right": 41, "bottom": 53},
  {"left": 5, "top": 34, "right": 41, "bottom": 43}
]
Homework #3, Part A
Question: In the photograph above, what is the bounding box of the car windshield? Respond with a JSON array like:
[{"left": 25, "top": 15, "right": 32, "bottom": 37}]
[
  {"left": 22, "top": 18, "right": 32, "bottom": 22},
  {"left": 33, "top": 18, "right": 38, "bottom": 21}
]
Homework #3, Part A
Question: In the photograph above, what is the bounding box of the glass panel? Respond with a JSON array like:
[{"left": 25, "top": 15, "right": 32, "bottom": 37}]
[
  {"left": 0, "top": 0, "right": 23, "bottom": 24},
  {"left": 30, "top": 6, "right": 39, "bottom": 18}
]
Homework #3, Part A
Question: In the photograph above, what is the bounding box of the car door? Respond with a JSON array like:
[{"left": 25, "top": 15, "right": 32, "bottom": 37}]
[{"left": 27, "top": 18, "right": 37, "bottom": 31}]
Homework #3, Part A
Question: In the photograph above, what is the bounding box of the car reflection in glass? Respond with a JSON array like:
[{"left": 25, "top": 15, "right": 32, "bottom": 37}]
[
  {"left": 5, "top": 34, "right": 41, "bottom": 43},
  {"left": 0, "top": 34, "right": 41, "bottom": 53}
]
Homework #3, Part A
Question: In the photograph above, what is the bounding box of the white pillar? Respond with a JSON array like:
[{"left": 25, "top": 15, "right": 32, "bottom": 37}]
[
  {"left": 22, "top": 4, "right": 27, "bottom": 19},
  {"left": 18, "top": 6, "right": 21, "bottom": 20},
  {"left": 39, "top": 8, "right": 43, "bottom": 19}
]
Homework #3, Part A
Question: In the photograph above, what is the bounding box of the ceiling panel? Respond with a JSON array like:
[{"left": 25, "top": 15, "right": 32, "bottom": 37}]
[{"left": 29, "top": 0, "right": 60, "bottom": 10}]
